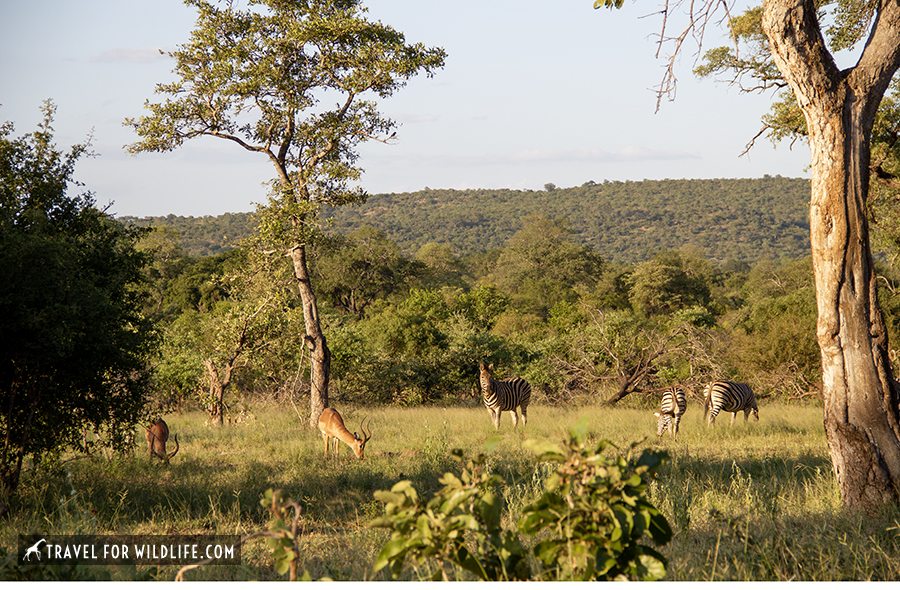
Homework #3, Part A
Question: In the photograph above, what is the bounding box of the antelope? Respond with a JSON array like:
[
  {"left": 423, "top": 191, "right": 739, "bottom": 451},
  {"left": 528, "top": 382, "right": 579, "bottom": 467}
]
[
  {"left": 317, "top": 408, "right": 372, "bottom": 460},
  {"left": 145, "top": 418, "right": 179, "bottom": 463}
]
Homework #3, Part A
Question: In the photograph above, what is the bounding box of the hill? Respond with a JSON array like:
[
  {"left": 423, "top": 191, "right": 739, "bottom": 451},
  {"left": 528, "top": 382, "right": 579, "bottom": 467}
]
[
  {"left": 121, "top": 177, "right": 812, "bottom": 263},
  {"left": 118, "top": 212, "right": 255, "bottom": 257},
  {"left": 323, "top": 176, "right": 811, "bottom": 263}
]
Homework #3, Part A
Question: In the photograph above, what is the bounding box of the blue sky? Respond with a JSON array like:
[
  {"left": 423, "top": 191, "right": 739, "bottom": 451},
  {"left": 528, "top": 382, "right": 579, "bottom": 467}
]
[{"left": 1, "top": 0, "right": 811, "bottom": 218}]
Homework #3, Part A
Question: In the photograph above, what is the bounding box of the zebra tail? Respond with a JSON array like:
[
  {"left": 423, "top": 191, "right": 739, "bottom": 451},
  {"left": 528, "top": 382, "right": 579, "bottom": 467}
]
[{"left": 703, "top": 392, "right": 710, "bottom": 420}]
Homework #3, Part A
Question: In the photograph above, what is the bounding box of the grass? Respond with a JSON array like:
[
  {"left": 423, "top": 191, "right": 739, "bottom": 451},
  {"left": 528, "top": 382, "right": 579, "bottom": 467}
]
[{"left": 2, "top": 400, "right": 899, "bottom": 580}]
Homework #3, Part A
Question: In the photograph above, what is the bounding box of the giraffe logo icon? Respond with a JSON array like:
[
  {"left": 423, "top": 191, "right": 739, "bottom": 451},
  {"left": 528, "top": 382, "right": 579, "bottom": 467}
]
[{"left": 24, "top": 538, "right": 47, "bottom": 561}]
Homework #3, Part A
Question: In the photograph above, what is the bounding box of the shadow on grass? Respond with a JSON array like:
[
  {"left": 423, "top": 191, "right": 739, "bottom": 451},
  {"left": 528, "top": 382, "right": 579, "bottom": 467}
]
[
  {"left": 664, "top": 450, "right": 833, "bottom": 486},
  {"left": 666, "top": 507, "right": 900, "bottom": 581}
]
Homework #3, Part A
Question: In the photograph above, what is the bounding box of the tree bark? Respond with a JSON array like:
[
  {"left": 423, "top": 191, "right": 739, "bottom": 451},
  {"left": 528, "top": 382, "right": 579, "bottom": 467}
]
[
  {"left": 762, "top": 0, "right": 900, "bottom": 512},
  {"left": 289, "top": 244, "right": 330, "bottom": 428},
  {"left": 204, "top": 359, "right": 233, "bottom": 427}
]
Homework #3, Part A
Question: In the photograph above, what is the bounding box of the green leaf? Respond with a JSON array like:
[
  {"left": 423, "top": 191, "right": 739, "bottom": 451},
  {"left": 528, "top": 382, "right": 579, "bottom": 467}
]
[
  {"left": 439, "top": 472, "right": 462, "bottom": 488},
  {"left": 373, "top": 490, "right": 406, "bottom": 505},
  {"left": 270, "top": 517, "right": 286, "bottom": 532},
  {"left": 648, "top": 510, "right": 674, "bottom": 544},
  {"left": 624, "top": 473, "right": 643, "bottom": 487},
  {"left": 457, "top": 548, "right": 490, "bottom": 580},
  {"left": 373, "top": 538, "right": 410, "bottom": 573},
  {"left": 631, "top": 509, "right": 649, "bottom": 539},
  {"left": 439, "top": 488, "right": 472, "bottom": 515},
  {"left": 543, "top": 472, "right": 563, "bottom": 492},
  {"left": 569, "top": 416, "right": 590, "bottom": 442},
  {"left": 274, "top": 560, "right": 290, "bottom": 576},
  {"left": 391, "top": 479, "right": 417, "bottom": 495},
  {"left": 534, "top": 539, "right": 563, "bottom": 566},
  {"left": 479, "top": 489, "right": 502, "bottom": 531},
  {"left": 523, "top": 438, "right": 565, "bottom": 461},
  {"left": 612, "top": 504, "right": 634, "bottom": 536},
  {"left": 636, "top": 550, "right": 668, "bottom": 580},
  {"left": 483, "top": 434, "right": 503, "bottom": 454},
  {"left": 595, "top": 551, "right": 617, "bottom": 577},
  {"left": 416, "top": 514, "right": 433, "bottom": 539}
]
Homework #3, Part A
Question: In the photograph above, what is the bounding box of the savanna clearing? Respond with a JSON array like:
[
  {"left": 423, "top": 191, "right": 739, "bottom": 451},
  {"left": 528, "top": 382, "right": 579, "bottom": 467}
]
[{"left": 3, "top": 400, "right": 899, "bottom": 581}]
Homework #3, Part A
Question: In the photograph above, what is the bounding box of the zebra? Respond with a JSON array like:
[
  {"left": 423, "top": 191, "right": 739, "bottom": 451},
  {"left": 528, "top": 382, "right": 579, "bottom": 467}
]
[
  {"left": 654, "top": 385, "right": 687, "bottom": 440},
  {"left": 478, "top": 362, "right": 531, "bottom": 430},
  {"left": 703, "top": 381, "right": 759, "bottom": 427}
]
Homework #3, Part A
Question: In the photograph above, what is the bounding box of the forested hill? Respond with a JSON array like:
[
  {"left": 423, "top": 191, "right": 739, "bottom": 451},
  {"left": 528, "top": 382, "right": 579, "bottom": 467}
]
[
  {"left": 121, "top": 176, "right": 812, "bottom": 263},
  {"left": 323, "top": 177, "right": 811, "bottom": 263},
  {"left": 119, "top": 212, "right": 254, "bottom": 257}
]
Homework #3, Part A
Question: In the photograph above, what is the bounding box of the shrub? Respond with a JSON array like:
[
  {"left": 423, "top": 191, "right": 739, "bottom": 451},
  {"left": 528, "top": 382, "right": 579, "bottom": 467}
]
[
  {"left": 370, "top": 447, "right": 530, "bottom": 581},
  {"left": 520, "top": 420, "right": 672, "bottom": 580},
  {"left": 370, "top": 421, "right": 672, "bottom": 581}
]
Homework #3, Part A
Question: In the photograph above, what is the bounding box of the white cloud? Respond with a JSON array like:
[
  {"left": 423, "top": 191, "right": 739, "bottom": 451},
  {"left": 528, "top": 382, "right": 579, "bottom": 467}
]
[{"left": 90, "top": 48, "right": 170, "bottom": 64}]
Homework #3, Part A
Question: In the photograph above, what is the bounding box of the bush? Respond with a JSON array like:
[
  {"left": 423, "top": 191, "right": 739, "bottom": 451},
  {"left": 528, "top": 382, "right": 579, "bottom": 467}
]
[
  {"left": 370, "top": 421, "right": 672, "bottom": 581},
  {"left": 371, "top": 447, "right": 530, "bottom": 581},
  {"left": 520, "top": 420, "right": 672, "bottom": 580}
]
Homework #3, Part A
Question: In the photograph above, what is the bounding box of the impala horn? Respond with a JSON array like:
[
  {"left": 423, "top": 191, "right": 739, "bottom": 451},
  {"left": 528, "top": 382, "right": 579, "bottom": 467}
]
[
  {"left": 360, "top": 418, "right": 372, "bottom": 443},
  {"left": 166, "top": 434, "right": 179, "bottom": 461}
]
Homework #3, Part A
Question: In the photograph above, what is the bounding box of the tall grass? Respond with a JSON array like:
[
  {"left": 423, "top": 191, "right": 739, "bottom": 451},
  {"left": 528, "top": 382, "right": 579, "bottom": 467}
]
[{"left": 2, "top": 401, "right": 898, "bottom": 580}]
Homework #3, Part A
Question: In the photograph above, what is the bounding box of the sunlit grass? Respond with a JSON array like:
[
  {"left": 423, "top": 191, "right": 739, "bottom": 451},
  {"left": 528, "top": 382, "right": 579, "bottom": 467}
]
[{"left": 2, "top": 400, "right": 898, "bottom": 580}]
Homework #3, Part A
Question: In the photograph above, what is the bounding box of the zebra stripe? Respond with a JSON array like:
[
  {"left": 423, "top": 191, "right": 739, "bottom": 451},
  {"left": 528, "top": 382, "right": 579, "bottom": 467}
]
[
  {"left": 655, "top": 386, "right": 687, "bottom": 439},
  {"left": 478, "top": 362, "right": 531, "bottom": 430},
  {"left": 703, "top": 381, "right": 759, "bottom": 427}
]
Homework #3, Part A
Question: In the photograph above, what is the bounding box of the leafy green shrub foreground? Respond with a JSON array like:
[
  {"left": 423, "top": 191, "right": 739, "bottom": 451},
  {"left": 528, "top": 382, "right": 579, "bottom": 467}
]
[{"left": 371, "top": 421, "right": 671, "bottom": 581}]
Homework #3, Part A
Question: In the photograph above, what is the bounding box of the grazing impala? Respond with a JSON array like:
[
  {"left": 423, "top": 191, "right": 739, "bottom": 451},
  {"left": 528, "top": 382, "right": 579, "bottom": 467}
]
[
  {"left": 317, "top": 408, "right": 372, "bottom": 460},
  {"left": 145, "top": 418, "right": 179, "bottom": 463}
]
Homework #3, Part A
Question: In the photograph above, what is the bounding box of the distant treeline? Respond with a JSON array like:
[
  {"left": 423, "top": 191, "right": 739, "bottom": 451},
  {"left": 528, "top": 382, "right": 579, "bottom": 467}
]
[
  {"left": 119, "top": 212, "right": 254, "bottom": 257},
  {"left": 120, "top": 176, "right": 812, "bottom": 263}
]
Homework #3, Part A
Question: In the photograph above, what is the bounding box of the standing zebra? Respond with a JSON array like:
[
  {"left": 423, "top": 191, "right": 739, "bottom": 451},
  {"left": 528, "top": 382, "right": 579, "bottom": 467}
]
[
  {"left": 654, "top": 385, "right": 687, "bottom": 440},
  {"left": 478, "top": 362, "right": 531, "bottom": 430},
  {"left": 703, "top": 381, "right": 759, "bottom": 427}
]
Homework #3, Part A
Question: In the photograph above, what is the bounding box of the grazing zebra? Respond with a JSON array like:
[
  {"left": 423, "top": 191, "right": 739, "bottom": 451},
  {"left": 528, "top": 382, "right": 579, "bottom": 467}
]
[
  {"left": 654, "top": 385, "right": 687, "bottom": 440},
  {"left": 703, "top": 381, "right": 759, "bottom": 427},
  {"left": 478, "top": 362, "right": 532, "bottom": 430}
]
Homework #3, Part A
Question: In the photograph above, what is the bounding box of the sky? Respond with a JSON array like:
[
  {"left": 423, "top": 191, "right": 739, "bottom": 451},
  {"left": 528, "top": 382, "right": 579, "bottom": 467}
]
[{"left": 1, "top": 0, "right": 814, "bottom": 218}]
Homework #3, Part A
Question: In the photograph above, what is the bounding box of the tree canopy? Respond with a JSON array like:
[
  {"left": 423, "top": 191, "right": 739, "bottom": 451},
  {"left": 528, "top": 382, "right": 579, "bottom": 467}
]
[{"left": 0, "top": 102, "right": 156, "bottom": 495}]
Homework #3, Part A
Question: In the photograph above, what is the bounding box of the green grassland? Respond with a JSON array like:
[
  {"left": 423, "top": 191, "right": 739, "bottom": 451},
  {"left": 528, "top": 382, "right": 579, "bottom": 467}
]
[{"left": 3, "top": 400, "right": 899, "bottom": 581}]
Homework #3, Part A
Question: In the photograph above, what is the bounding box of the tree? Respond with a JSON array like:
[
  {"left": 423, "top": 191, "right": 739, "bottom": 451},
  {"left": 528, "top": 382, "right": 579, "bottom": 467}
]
[
  {"left": 569, "top": 309, "right": 684, "bottom": 404},
  {"left": 415, "top": 242, "right": 469, "bottom": 290},
  {"left": 0, "top": 102, "right": 155, "bottom": 500},
  {"left": 126, "top": 0, "right": 445, "bottom": 427},
  {"left": 312, "top": 227, "right": 418, "bottom": 316},
  {"left": 135, "top": 226, "right": 189, "bottom": 320},
  {"left": 199, "top": 256, "right": 299, "bottom": 426},
  {"left": 488, "top": 214, "right": 605, "bottom": 316},
  {"left": 155, "top": 248, "right": 306, "bottom": 424},
  {"left": 627, "top": 249, "right": 712, "bottom": 317},
  {"left": 728, "top": 257, "right": 821, "bottom": 395},
  {"left": 596, "top": 0, "right": 900, "bottom": 511},
  {"left": 695, "top": 12, "right": 900, "bottom": 264}
]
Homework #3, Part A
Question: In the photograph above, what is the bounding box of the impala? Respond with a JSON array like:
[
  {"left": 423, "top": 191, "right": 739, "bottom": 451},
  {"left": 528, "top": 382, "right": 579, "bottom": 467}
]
[
  {"left": 145, "top": 418, "right": 179, "bottom": 463},
  {"left": 317, "top": 408, "right": 371, "bottom": 459}
]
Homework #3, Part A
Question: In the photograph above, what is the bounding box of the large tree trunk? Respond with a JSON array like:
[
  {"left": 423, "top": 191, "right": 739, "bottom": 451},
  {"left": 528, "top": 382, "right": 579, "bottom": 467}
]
[
  {"left": 289, "top": 244, "right": 330, "bottom": 428},
  {"left": 763, "top": 0, "right": 900, "bottom": 512},
  {"left": 808, "top": 104, "right": 900, "bottom": 510}
]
